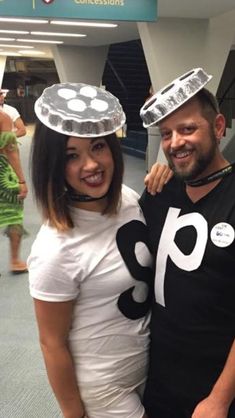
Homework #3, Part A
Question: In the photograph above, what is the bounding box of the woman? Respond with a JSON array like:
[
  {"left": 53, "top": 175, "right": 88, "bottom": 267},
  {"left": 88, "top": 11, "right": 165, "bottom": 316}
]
[
  {"left": 28, "top": 82, "right": 170, "bottom": 418},
  {"left": 0, "top": 109, "right": 28, "bottom": 273}
]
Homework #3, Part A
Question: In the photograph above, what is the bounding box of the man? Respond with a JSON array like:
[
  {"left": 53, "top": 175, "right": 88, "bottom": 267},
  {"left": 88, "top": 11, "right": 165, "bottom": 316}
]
[
  {"left": 139, "top": 68, "right": 235, "bottom": 418},
  {"left": 0, "top": 89, "right": 26, "bottom": 137}
]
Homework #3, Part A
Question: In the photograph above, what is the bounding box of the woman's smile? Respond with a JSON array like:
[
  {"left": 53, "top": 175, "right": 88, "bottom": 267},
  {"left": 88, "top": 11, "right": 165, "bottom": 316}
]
[{"left": 81, "top": 171, "right": 104, "bottom": 186}]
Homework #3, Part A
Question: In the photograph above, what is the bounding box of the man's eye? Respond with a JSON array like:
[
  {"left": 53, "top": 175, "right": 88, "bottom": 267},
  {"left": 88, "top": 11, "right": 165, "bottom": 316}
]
[
  {"left": 160, "top": 131, "right": 171, "bottom": 140},
  {"left": 182, "top": 126, "right": 196, "bottom": 134}
]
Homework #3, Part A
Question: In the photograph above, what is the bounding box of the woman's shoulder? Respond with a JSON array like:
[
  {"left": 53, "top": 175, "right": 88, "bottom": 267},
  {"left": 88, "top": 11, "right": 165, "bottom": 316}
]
[
  {"left": 31, "top": 223, "right": 72, "bottom": 259},
  {"left": 121, "top": 184, "right": 140, "bottom": 202},
  {"left": 119, "top": 185, "right": 143, "bottom": 219}
]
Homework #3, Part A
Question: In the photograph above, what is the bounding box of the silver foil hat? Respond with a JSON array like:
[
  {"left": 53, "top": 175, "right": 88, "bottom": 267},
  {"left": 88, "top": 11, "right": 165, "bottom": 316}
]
[
  {"left": 140, "top": 68, "right": 213, "bottom": 127},
  {"left": 34, "top": 82, "right": 126, "bottom": 137}
]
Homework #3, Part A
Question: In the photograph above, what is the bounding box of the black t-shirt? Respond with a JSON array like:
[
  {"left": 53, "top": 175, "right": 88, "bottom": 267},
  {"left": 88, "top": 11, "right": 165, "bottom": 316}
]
[{"left": 139, "top": 168, "right": 235, "bottom": 402}]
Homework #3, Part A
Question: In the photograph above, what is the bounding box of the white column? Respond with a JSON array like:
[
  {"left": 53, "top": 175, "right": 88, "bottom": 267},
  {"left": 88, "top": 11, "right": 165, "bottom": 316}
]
[
  {"left": 202, "top": 10, "right": 235, "bottom": 93},
  {"left": 138, "top": 18, "right": 209, "bottom": 92},
  {"left": 51, "top": 45, "right": 109, "bottom": 86},
  {"left": 147, "top": 126, "right": 167, "bottom": 171}
]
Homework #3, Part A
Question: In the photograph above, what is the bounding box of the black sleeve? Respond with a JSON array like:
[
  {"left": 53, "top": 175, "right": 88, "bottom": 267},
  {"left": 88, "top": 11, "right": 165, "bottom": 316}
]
[{"left": 139, "top": 187, "right": 148, "bottom": 211}]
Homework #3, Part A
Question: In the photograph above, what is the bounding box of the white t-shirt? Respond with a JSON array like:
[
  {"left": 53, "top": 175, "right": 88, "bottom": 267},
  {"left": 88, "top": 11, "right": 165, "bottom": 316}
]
[
  {"left": 28, "top": 185, "right": 152, "bottom": 411},
  {"left": 2, "top": 104, "right": 20, "bottom": 122}
]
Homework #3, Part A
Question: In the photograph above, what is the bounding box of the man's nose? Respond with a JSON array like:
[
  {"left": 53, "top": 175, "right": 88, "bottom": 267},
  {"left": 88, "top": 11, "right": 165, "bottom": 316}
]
[{"left": 170, "top": 131, "right": 185, "bottom": 149}]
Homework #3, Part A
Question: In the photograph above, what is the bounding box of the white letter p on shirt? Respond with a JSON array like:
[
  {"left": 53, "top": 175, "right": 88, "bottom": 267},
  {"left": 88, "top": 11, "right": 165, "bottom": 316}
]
[{"left": 155, "top": 208, "right": 208, "bottom": 306}]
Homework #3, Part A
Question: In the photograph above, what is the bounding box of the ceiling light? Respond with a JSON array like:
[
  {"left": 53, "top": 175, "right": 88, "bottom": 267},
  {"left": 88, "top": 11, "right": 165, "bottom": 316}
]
[
  {"left": 50, "top": 20, "right": 118, "bottom": 28},
  {"left": 0, "top": 44, "right": 34, "bottom": 48},
  {"left": 0, "top": 52, "right": 22, "bottom": 56},
  {"left": 0, "top": 18, "right": 48, "bottom": 24},
  {"left": 0, "top": 30, "right": 29, "bottom": 34},
  {"left": 18, "top": 50, "right": 45, "bottom": 55},
  {"left": 31, "top": 31, "right": 86, "bottom": 37},
  {"left": 0, "top": 37, "right": 15, "bottom": 41},
  {"left": 17, "top": 38, "right": 64, "bottom": 44}
]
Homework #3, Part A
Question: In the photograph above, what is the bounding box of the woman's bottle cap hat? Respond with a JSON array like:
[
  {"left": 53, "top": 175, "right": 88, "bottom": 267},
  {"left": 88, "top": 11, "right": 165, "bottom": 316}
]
[{"left": 34, "top": 82, "right": 126, "bottom": 137}]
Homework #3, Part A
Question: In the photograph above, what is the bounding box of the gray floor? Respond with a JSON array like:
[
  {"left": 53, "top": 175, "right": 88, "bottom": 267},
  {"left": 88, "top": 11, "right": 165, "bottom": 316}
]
[{"left": 0, "top": 128, "right": 146, "bottom": 417}]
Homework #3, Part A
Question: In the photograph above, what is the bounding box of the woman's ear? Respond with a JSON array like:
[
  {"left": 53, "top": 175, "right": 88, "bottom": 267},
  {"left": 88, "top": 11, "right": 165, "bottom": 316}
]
[{"left": 214, "top": 113, "right": 226, "bottom": 140}]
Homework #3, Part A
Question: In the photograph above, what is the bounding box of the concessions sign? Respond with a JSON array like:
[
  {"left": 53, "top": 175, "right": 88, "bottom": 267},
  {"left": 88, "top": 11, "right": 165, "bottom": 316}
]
[{"left": 0, "top": 0, "right": 157, "bottom": 22}]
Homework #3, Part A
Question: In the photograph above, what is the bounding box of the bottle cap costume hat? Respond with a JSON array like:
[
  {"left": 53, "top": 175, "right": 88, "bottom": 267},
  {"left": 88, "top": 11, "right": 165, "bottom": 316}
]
[
  {"left": 34, "top": 82, "right": 126, "bottom": 138},
  {"left": 140, "top": 68, "right": 212, "bottom": 127}
]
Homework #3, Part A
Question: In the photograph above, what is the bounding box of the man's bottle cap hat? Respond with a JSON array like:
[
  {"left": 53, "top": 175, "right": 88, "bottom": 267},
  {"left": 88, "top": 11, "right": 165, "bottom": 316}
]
[
  {"left": 34, "top": 82, "right": 126, "bottom": 137},
  {"left": 140, "top": 68, "right": 212, "bottom": 127}
]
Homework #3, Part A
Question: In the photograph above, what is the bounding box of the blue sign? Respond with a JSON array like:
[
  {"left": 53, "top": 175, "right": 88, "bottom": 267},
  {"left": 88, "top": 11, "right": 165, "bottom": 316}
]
[{"left": 0, "top": 0, "right": 157, "bottom": 22}]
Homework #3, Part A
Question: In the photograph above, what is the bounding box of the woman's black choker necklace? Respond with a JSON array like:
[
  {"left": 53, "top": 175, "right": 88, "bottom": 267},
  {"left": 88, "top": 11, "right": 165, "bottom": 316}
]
[
  {"left": 67, "top": 191, "right": 108, "bottom": 202},
  {"left": 185, "top": 164, "right": 234, "bottom": 187}
]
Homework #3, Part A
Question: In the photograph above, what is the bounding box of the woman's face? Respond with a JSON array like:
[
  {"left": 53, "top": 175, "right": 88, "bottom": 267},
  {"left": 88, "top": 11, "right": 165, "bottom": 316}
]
[{"left": 65, "top": 136, "right": 114, "bottom": 211}]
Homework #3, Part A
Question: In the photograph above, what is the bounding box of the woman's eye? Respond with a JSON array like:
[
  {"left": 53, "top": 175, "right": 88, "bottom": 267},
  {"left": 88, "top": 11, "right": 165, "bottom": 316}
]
[
  {"left": 66, "top": 153, "right": 78, "bottom": 161},
  {"left": 92, "top": 141, "right": 106, "bottom": 151}
]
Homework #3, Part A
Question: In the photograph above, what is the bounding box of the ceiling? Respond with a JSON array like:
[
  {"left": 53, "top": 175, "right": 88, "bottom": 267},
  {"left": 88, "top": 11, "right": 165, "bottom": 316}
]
[{"left": 0, "top": 0, "right": 234, "bottom": 59}]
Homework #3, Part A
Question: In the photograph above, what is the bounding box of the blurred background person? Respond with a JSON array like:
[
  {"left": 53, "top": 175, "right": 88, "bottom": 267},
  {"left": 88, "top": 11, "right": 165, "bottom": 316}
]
[
  {"left": 0, "top": 109, "right": 28, "bottom": 274},
  {"left": 0, "top": 89, "right": 26, "bottom": 138}
]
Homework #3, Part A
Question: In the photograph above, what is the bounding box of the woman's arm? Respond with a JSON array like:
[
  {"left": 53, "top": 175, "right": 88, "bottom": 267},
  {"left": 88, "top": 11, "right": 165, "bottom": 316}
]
[
  {"left": 33, "top": 299, "right": 87, "bottom": 418},
  {"left": 4, "top": 143, "right": 28, "bottom": 199},
  {"left": 13, "top": 117, "right": 27, "bottom": 138}
]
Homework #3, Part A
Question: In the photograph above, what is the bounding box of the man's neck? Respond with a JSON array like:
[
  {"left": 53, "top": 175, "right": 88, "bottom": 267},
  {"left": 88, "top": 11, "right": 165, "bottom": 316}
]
[
  {"left": 185, "top": 159, "right": 231, "bottom": 202},
  {"left": 186, "top": 179, "right": 221, "bottom": 202}
]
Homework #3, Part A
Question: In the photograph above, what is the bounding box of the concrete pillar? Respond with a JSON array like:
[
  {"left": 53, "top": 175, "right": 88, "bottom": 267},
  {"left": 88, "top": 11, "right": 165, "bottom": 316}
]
[
  {"left": 202, "top": 9, "right": 235, "bottom": 93},
  {"left": 138, "top": 18, "right": 209, "bottom": 92},
  {"left": 0, "top": 56, "right": 7, "bottom": 88},
  {"left": 146, "top": 126, "right": 167, "bottom": 171},
  {"left": 51, "top": 45, "right": 109, "bottom": 86}
]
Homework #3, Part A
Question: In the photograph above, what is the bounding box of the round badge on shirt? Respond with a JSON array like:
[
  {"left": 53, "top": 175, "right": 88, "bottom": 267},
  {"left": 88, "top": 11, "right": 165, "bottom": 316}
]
[{"left": 210, "top": 222, "right": 235, "bottom": 247}]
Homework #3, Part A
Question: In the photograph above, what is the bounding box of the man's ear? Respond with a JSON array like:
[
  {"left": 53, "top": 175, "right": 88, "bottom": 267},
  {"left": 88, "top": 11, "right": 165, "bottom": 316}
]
[{"left": 214, "top": 113, "right": 226, "bottom": 140}]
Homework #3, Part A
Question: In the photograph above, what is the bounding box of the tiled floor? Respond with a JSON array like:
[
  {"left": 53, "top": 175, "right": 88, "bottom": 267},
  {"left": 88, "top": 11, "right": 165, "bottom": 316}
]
[{"left": 0, "top": 127, "right": 146, "bottom": 417}]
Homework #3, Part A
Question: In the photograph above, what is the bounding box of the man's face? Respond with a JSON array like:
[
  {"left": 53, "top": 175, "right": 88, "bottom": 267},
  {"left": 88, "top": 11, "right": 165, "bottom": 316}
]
[{"left": 158, "top": 99, "right": 219, "bottom": 181}]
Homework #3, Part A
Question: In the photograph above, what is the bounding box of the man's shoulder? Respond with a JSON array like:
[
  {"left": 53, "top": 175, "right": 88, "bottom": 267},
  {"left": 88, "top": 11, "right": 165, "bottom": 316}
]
[{"left": 140, "top": 176, "right": 181, "bottom": 206}]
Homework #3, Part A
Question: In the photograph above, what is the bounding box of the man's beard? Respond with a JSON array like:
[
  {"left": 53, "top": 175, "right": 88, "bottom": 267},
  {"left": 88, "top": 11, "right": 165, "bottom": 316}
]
[{"left": 168, "top": 133, "right": 217, "bottom": 182}]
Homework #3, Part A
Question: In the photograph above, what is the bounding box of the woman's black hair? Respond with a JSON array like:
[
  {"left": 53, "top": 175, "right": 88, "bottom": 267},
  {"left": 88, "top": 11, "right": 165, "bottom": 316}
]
[{"left": 30, "top": 120, "right": 124, "bottom": 230}]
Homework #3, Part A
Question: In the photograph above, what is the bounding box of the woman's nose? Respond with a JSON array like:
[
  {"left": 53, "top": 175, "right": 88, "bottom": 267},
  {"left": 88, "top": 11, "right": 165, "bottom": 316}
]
[{"left": 82, "top": 154, "right": 98, "bottom": 170}]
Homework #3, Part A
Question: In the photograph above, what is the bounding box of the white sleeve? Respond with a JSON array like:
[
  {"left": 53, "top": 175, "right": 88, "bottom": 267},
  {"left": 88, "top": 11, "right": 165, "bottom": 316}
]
[
  {"left": 11, "top": 107, "right": 20, "bottom": 122},
  {"left": 28, "top": 228, "right": 81, "bottom": 302},
  {"left": 4, "top": 105, "right": 20, "bottom": 122},
  {"left": 122, "top": 184, "right": 140, "bottom": 200}
]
